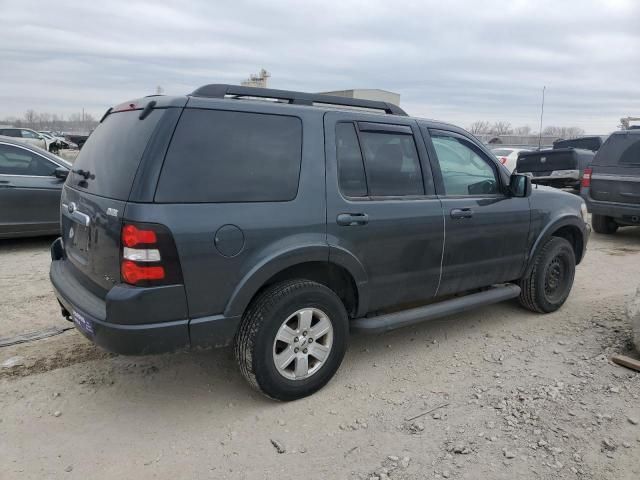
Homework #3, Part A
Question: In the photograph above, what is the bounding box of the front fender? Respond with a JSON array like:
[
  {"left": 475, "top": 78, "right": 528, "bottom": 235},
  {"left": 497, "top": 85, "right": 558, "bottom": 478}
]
[{"left": 523, "top": 214, "right": 588, "bottom": 277}]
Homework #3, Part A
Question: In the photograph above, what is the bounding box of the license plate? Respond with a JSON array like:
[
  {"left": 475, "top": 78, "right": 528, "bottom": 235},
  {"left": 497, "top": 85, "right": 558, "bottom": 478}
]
[
  {"left": 72, "top": 310, "right": 94, "bottom": 336},
  {"left": 69, "top": 224, "right": 89, "bottom": 252}
]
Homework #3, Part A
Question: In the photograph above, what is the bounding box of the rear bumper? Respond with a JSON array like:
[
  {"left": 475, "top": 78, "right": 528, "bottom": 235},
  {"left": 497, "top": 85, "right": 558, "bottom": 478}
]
[
  {"left": 581, "top": 188, "right": 640, "bottom": 221},
  {"left": 49, "top": 238, "right": 240, "bottom": 355}
]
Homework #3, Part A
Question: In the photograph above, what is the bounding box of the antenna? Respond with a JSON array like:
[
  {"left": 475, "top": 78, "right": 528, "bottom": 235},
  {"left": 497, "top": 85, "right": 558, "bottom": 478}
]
[{"left": 538, "top": 86, "right": 546, "bottom": 149}]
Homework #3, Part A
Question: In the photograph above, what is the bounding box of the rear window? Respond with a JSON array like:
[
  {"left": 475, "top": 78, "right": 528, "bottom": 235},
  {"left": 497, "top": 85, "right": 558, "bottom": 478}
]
[
  {"left": 593, "top": 134, "right": 640, "bottom": 166},
  {"left": 68, "top": 109, "right": 163, "bottom": 199},
  {"left": 155, "top": 109, "right": 302, "bottom": 203}
]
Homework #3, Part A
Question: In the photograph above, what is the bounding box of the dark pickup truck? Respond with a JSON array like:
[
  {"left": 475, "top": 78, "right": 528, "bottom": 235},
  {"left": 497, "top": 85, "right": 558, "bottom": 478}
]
[{"left": 516, "top": 148, "right": 595, "bottom": 190}]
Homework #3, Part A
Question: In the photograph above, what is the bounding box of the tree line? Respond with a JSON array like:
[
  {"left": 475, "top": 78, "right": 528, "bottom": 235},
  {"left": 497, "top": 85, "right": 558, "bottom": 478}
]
[
  {"left": 468, "top": 121, "right": 585, "bottom": 139},
  {"left": 1, "top": 109, "right": 99, "bottom": 134}
]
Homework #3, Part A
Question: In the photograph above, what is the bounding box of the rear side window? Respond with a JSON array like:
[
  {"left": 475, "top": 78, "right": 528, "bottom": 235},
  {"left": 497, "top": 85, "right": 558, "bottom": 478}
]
[
  {"left": 156, "top": 109, "right": 302, "bottom": 203},
  {"left": 336, "top": 123, "right": 367, "bottom": 197},
  {"left": 336, "top": 122, "right": 425, "bottom": 197},
  {"left": 69, "top": 109, "right": 163, "bottom": 199},
  {"left": 0, "top": 129, "right": 20, "bottom": 137}
]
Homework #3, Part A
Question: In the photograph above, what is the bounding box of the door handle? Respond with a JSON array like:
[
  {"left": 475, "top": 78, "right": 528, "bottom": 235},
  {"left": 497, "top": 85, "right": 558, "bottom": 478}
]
[
  {"left": 337, "top": 213, "right": 369, "bottom": 226},
  {"left": 450, "top": 208, "right": 473, "bottom": 219},
  {"left": 0, "top": 181, "right": 15, "bottom": 189}
]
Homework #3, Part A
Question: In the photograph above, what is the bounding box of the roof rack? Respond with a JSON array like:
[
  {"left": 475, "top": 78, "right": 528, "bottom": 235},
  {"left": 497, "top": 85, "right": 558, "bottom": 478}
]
[{"left": 189, "top": 84, "right": 407, "bottom": 116}]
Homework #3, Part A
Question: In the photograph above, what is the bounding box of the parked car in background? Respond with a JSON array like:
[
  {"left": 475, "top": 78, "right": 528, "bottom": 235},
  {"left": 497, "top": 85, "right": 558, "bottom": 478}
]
[
  {"left": 515, "top": 148, "right": 595, "bottom": 190},
  {"left": 581, "top": 129, "right": 640, "bottom": 234},
  {"left": 39, "top": 131, "right": 79, "bottom": 150},
  {"left": 49, "top": 85, "right": 589, "bottom": 401},
  {"left": 0, "top": 138, "right": 71, "bottom": 238},
  {"left": 65, "top": 134, "right": 90, "bottom": 149},
  {"left": 0, "top": 127, "right": 52, "bottom": 150},
  {"left": 491, "top": 147, "right": 531, "bottom": 172}
]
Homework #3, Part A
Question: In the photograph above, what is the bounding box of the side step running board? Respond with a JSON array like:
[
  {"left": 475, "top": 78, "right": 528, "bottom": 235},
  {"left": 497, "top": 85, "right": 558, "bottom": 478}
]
[{"left": 351, "top": 284, "right": 521, "bottom": 334}]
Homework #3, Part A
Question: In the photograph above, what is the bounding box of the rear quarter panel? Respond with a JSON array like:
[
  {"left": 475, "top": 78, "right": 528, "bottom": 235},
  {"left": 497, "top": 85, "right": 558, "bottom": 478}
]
[{"left": 123, "top": 104, "right": 328, "bottom": 319}]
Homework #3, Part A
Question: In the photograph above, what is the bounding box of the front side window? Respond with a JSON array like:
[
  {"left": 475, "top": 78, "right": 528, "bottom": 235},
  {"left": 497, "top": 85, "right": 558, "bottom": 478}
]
[
  {"left": 431, "top": 133, "right": 499, "bottom": 195},
  {"left": 0, "top": 144, "right": 57, "bottom": 176},
  {"left": 21, "top": 130, "right": 39, "bottom": 139}
]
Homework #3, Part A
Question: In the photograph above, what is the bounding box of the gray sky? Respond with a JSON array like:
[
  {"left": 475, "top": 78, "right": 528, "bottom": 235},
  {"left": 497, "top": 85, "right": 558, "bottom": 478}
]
[{"left": 1, "top": 0, "right": 639, "bottom": 133}]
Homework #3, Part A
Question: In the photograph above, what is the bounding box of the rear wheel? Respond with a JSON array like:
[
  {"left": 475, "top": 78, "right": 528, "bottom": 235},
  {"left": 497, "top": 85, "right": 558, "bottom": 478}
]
[
  {"left": 518, "top": 237, "right": 576, "bottom": 313},
  {"left": 235, "top": 280, "right": 349, "bottom": 401},
  {"left": 592, "top": 214, "right": 618, "bottom": 234}
]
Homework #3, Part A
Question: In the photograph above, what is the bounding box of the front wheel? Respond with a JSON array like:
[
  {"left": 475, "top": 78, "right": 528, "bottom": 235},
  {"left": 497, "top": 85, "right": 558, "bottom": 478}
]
[
  {"left": 235, "top": 280, "right": 349, "bottom": 401},
  {"left": 518, "top": 237, "right": 576, "bottom": 313}
]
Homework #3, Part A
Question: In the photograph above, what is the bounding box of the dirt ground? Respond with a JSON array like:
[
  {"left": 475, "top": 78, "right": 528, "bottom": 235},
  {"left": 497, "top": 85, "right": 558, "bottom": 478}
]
[{"left": 1, "top": 228, "right": 639, "bottom": 480}]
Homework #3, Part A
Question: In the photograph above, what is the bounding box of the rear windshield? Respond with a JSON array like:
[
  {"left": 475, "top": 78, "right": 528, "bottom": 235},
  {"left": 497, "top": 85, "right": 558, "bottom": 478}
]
[
  {"left": 68, "top": 109, "right": 162, "bottom": 199},
  {"left": 155, "top": 109, "right": 302, "bottom": 203},
  {"left": 593, "top": 134, "right": 640, "bottom": 166}
]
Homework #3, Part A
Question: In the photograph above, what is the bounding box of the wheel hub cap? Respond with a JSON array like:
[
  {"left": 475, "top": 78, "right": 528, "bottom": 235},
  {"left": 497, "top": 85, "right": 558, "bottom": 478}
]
[{"left": 272, "top": 308, "right": 333, "bottom": 380}]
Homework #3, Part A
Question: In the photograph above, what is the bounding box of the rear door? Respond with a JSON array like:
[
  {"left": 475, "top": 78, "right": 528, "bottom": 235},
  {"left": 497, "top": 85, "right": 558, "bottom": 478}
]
[
  {"left": 0, "top": 142, "right": 64, "bottom": 236},
  {"left": 324, "top": 111, "right": 444, "bottom": 313},
  {"left": 590, "top": 133, "right": 640, "bottom": 207},
  {"left": 423, "top": 128, "right": 530, "bottom": 295}
]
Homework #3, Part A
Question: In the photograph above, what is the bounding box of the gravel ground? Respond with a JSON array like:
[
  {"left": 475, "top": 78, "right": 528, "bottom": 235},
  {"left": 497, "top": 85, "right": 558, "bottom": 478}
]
[{"left": 1, "top": 229, "right": 639, "bottom": 479}]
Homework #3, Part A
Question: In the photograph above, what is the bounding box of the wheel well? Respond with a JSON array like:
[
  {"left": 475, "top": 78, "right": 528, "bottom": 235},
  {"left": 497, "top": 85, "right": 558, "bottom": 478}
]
[
  {"left": 256, "top": 262, "right": 359, "bottom": 317},
  {"left": 552, "top": 225, "right": 584, "bottom": 264}
]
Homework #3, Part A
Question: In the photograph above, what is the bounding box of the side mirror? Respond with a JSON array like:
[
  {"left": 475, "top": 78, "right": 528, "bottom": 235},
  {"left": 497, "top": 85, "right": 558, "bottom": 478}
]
[
  {"left": 54, "top": 167, "right": 69, "bottom": 180},
  {"left": 509, "top": 173, "right": 531, "bottom": 197}
]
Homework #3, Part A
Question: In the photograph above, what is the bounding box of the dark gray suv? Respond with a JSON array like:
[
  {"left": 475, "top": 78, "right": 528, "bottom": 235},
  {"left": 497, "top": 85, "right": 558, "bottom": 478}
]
[{"left": 50, "top": 85, "right": 590, "bottom": 400}]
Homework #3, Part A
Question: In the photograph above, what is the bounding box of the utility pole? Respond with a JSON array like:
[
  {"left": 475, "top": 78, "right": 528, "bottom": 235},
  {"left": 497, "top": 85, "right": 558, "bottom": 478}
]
[{"left": 538, "top": 86, "right": 546, "bottom": 149}]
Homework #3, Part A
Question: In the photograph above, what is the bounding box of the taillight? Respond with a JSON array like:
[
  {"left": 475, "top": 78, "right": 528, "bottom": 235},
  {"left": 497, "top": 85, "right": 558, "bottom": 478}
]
[
  {"left": 121, "top": 261, "right": 165, "bottom": 284},
  {"left": 122, "top": 224, "right": 157, "bottom": 247},
  {"left": 581, "top": 167, "right": 592, "bottom": 188},
  {"left": 120, "top": 222, "right": 183, "bottom": 287}
]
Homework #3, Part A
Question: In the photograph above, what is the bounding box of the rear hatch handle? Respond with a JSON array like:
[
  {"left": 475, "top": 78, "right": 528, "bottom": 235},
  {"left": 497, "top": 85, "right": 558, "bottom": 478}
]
[{"left": 62, "top": 202, "right": 91, "bottom": 227}]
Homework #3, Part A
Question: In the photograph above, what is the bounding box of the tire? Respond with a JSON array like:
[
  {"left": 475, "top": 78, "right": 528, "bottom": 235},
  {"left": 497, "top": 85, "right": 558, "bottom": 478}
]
[
  {"left": 235, "top": 280, "right": 349, "bottom": 401},
  {"left": 518, "top": 237, "right": 576, "bottom": 313},
  {"left": 592, "top": 214, "right": 618, "bottom": 234}
]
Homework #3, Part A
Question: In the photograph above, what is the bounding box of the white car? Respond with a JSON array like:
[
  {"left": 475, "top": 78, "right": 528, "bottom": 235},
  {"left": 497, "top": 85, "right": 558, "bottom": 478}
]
[
  {"left": 39, "top": 131, "right": 78, "bottom": 150},
  {"left": 491, "top": 147, "right": 531, "bottom": 172},
  {"left": 0, "top": 127, "right": 56, "bottom": 151}
]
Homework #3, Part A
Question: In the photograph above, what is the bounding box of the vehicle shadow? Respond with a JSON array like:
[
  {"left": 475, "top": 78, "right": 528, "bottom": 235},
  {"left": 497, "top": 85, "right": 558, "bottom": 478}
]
[
  {"left": 86, "top": 298, "right": 531, "bottom": 413},
  {"left": 0, "top": 235, "right": 58, "bottom": 252}
]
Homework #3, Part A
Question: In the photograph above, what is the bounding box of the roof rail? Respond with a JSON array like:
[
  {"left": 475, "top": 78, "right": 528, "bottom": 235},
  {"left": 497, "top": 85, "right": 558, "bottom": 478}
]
[{"left": 189, "top": 84, "right": 407, "bottom": 116}]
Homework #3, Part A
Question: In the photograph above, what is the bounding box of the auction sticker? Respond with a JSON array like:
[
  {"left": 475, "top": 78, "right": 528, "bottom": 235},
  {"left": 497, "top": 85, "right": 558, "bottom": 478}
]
[{"left": 72, "top": 310, "right": 94, "bottom": 336}]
